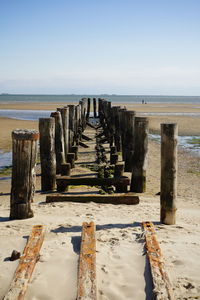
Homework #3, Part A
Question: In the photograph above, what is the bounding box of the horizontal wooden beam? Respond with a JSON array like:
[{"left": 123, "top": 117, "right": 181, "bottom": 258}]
[
  {"left": 142, "top": 222, "right": 174, "bottom": 300},
  {"left": 46, "top": 193, "right": 139, "bottom": 205},
  {"left": 3, "top": 225, "right": 45, "bottom": 300},
  {"left": 56, "top": 175, "right": 130, "bottom": 188},
  {"left": 77, "top": 222, "right": 97, "bottom": 300}
]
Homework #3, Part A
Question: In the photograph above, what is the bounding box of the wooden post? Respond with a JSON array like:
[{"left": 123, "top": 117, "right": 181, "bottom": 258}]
[
  {"left": 57, "top": 107, "right": 69, "bottom": 161},
  {"left": 119, "top": 108, "right": 127, "bottom": 160},
  {"left": 10, "top": 129, "right": 39, "bottom": 220},
  {"left": 67, "top": 153, "right": 75, "bottom": 168},
  {"left": 86, "top": 98, "right": 91, "bottom": 120},
  {"left": 130, "top": 117, "right": 149, "bottom": 193},
  {"left": 71, "top": 145, "right": 79, "bottom": 160},
  {"left": 114, "top": 162, "right": 125, "bottom": 177},
  {"left": 161, "top": 123, "right": 178, "bottom": 225},
  {"left": 124, "top": 111, "right": 136, "bottom": 172},
  {"left": 114, "top": 162, "right": 126, "bottom": 192},
  {"left": 112, "top": 106, "right": 121, "bottom": 151},
  {"left": 39, "top": 118, "right": 56, "bottom": 191},
  {"left": 61, "top": 163, "right": 71, "bottom": 176},
  {"left": 98, "top": 98, "right": 103, "bottom": 122},
  {"left": 68, "top": 105, "right": 75, "bottom": 151},
  {"left": 93, "top": 98, "right": 97, "bottom": 118},
  {"left": 110, "top": 145, "right": 116, "bottom": 153},
  {"left": 75, "top": 104, "right": 80, "bottom": 143},
  {"left": 110, "top": 153, "right": 118, "bottom": 165},
  {"left": 50, "top": 111, "right": 65, "bottom": 174}
]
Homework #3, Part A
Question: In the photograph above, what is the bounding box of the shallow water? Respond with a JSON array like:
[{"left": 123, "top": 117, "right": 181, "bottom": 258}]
[
  {"left": 1, "top": 94, "right": 200, "bottom": 103},
  {"left": 0, "top": 109, "right": 200, "bottom": 121},
  {"left": 0, "top": 135, "right": 199, "bottom": 171},
  {"left": 149, "top": 134, "right": 200, "bottom": 156},
  {"left": 0, "top": 151, "right": 12, "bottom": 169},
  {"left": 0, "top": 109, "right": 52, "bottom": 121}
]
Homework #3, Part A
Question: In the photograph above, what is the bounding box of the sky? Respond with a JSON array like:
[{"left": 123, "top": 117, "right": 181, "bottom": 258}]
[{"left": 0, "top": 0, "right": 200, "bottom": 95}]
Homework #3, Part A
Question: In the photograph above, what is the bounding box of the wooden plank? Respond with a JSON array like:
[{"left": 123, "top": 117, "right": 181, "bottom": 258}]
[
  {"left": 79, "top": 141, "right": 89, "bottom": 148},
  {"left": 77, "top": 222, "right": 97, "bottom": 300},
  {"left": 46, "top": 193, "right": 139, "bottom": 205},
  {"left": 3, "top": 225, "right": 45, "bottom": 300},
  {"left": 56, "top": 175, "right": 130, "bottom": 187},
  {"left": 81, "top": 134, "right": 93, "bottom": 141},
  {"left": 142, "top": 222, "right": 174, "bottom": 300}
]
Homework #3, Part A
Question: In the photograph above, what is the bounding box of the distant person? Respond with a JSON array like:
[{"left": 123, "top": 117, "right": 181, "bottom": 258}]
[{"left": 142, "top": 100, "right": 144, "bottom": 104}]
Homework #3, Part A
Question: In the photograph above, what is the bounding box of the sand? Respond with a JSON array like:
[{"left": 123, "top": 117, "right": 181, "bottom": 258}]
[{"left": 0, "top": 102, "right": 200, "bottom": 299}]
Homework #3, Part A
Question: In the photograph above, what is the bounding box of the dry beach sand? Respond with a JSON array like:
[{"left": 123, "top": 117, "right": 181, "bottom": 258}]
[{"left": 0, "top": 102, "right": 200, "bottom": 299}]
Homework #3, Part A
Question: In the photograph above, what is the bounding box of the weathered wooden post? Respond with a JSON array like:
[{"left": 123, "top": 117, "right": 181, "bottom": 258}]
[
  {"left": 61, "top": 163, "right": 71, "bottom": 176},
  {"left": 68, "top": 105, "right": 75, "bottom": 151},
  {"left": 114, "top": 162, "right": 125, "bottom": 177},
  {"left": 71, "top": 145, "right": 79, "bottom": 160},
  {"left": 98, "top": 98, "right": 103, "bottom": 122},
  {"left": 67, "top": 153, "right": 75, "bottom": 168},
  {"left": 119, "top": 108, "right": 127, "bottom": 160},
  {"left": 57, "top": 107, "right": 69, "bottom": 161},
  {"left": 130, "top": 117, "right": 149, "bottom": 193},
  {"left": 50, "top": 111, "right": 65, "bottom": 174},
  {"left": 110, "top": 153, "right": 118, "bottom": 165},
  {"left": 112, "top": 106, "right": 121, "bottom": 151},
  {"left": 75, "top": 104, "right": 80, "bottom": 143},
  {"left": 39, "top": 118, "right": 56, "bottom": 191},
  {"left": 86, "top": 98, "right": 91, "bottom": 120},
  {"left": 124, "top": 111, "right": 136, "bottom": 172},
  {"left": 10, "top": 129, "right": 39, "bottom": 220},
  {"left": 160, "top": 123, "right": 178, "bottom": 225},
  {"left": 93, "top": 98, "right": 97, "bottom": 118}
]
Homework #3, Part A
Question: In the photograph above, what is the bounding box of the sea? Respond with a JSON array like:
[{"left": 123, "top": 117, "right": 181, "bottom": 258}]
[
  {"left": 1, "top": 94, "right": 200, "bottom": 104},
  {"left": 0, "top": 94, "right": 199, "bottom": 169}
]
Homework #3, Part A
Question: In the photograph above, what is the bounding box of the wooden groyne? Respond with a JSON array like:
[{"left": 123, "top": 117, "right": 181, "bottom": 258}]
[{"left": 10, "top": 97, "right": 177, "bottom": 225}]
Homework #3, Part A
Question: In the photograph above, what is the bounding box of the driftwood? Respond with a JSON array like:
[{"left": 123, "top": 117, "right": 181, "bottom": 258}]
[
  {"left": 3, "top": 225, "right": 45, "bottom": 300},
  {"left": 46, "top": 193, "right": 139, "bottom": 204},
  {"left": 142, "top": 222, "right": 174, "bottom": 300},
  {"left": 77, "top": 222, "right": 97, "bottom": 300}
]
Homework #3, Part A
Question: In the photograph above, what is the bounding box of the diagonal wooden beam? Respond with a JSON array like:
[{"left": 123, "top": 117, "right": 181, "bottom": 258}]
[
  {"left": 3, "top": 225, "right": 45, "bottom": 300},
  {"left": 77, "top": 222, "right": 97, "bottom": 300},
  {"left": 86, "top": 121, "right": 97, "bottom": 129},
  {"left": 142, "top": 222, "right": 174, "bottom": 300},
  {"left": 79, "top": 141, "right": 89, "bottom": 148},
  {"left": 81, "top": 134, "right": 93, "bottom": 141}
]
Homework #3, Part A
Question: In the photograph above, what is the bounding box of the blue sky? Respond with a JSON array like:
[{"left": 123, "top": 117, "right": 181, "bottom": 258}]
[{"left": 0, "top": 0, "right": 200, "bottom": 95}]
